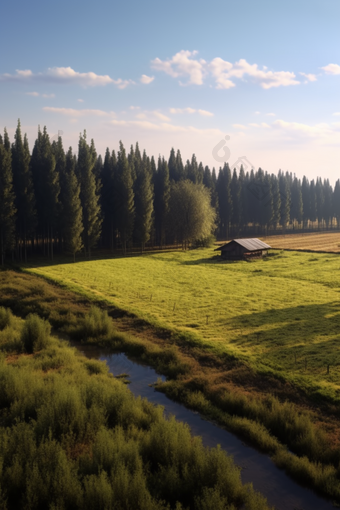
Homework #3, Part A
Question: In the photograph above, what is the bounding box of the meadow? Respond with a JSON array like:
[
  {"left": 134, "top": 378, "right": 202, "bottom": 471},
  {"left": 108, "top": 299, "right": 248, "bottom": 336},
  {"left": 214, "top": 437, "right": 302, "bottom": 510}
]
[{"left": 25, "top": 248, "right": 340, "bottom": 404}]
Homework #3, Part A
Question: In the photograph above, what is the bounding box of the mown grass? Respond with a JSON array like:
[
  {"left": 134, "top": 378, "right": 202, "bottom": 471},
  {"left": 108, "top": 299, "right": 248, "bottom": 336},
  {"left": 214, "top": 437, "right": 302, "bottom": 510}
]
[
  {"left": 24, "top": 248, "right": 340, "bottom": 404},
  {"left": 0, "top": 310, "right": 271, "bottom": 510},
  {"left": 261, "top": 232, "right": 340, "bottom": 253}
]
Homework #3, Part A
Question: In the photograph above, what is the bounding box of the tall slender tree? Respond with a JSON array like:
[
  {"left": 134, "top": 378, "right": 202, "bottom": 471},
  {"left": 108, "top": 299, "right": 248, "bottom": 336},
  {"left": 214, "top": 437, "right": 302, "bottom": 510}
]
[
  {"left": 77, "top": 132, "right": 102, "bottom": 258},
  {"left": 133, "top": 151, "right": 154, "bottom": 251},
  {"left": 115, "top": 141, "right": 135, "bottom": 254},
  {"left": 61, "top": 148, "right": 83, "bottom": 261},
  {"left": 11, "top": 120, "right": 36, "bottom": 261},
  {"left": 0, "top": 130, "right": 16, "bottom": 265}
]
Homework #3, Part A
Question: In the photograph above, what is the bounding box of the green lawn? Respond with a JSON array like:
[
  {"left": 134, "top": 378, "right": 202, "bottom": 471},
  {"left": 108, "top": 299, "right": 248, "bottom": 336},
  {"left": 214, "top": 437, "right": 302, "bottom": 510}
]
[{"left": 25, "top": 249, "right": 340, "bottom": 402}]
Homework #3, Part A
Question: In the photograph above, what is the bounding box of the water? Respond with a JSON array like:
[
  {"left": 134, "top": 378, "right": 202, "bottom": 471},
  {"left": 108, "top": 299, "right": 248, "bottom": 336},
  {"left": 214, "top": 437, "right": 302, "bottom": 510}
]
[{"left": 76, "top": 344, "right": 336, "bottom": 510}]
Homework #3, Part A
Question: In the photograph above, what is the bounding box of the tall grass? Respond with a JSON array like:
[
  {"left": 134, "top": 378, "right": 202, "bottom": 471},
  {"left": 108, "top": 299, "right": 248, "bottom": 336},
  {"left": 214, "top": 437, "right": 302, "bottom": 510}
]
[{"left": 0, "top": 313, "right": 271, "bottom": 510}]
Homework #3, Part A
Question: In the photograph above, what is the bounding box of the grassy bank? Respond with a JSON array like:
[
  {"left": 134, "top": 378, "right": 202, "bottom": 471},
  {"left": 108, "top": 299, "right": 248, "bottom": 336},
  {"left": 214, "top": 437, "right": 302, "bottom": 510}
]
[
  {"left": 1, "top": 266, "right": 340, "bottom": 504},
  {"left": 0, "top": 307, "right": 271, "bottom": 510}
]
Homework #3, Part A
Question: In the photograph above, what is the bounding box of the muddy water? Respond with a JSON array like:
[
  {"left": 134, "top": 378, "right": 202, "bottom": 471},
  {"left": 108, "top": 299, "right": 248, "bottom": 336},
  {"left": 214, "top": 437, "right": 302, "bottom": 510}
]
[{"left": 76, "top": 344, "right": 336, "bottom": 510}]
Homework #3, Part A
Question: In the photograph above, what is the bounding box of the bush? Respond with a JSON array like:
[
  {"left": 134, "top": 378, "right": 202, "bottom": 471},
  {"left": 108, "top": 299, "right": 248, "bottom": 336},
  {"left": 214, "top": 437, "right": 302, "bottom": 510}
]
[
  {"left": 0, "top": 307, "right": 13, "bottom": 330},
  {"left": 21, "top": 314, "right": 51, "bottom": 353},
  {"left": 70, "top": 306, "right": 113, "bottom": 342}
]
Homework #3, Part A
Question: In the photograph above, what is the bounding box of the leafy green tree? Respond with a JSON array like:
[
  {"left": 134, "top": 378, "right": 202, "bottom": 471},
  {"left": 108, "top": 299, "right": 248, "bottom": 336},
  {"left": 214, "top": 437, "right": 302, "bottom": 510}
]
[
  {"left": 62, "top": 148, "right": 83, "bottom": 261},
  {"left": 0, "top": 130, "right": 16, "bottom": 265},
  {"left": 77, "top": 132, "right": 102, "bottom": 258},
  {"left": 167, "top": 180, "right": 216, "bottom": 249},
  {"left": 115, "top": 141, "right": 135, "bottom": 254},
  {"left": 11, "top": 120, "right": 36, "bottom": 261},
  {"left": 133, "top": 151, "right": 154, "bottom": 251}
]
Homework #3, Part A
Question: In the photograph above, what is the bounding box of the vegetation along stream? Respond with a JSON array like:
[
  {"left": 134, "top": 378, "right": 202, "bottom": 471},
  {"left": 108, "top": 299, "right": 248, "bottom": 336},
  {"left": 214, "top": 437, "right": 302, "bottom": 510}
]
[{"left": 76, "top": 343, "right": 337, "bottom": 510}]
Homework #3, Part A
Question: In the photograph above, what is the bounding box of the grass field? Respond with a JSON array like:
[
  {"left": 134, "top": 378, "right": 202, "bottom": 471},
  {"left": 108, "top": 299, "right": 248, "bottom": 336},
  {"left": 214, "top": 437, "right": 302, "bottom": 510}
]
[
  {"left": 25, "top": 247, "right": 340, "bottom": 404},
  {"left": 261, "top": 231, "right": 340, "bottom": 252}
]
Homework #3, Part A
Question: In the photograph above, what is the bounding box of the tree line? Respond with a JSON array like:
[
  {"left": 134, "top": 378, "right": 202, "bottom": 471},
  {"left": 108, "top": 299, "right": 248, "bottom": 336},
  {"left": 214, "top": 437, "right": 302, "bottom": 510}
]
[{"left": 0, "top": 120, "right": 339, "bottom": 263}]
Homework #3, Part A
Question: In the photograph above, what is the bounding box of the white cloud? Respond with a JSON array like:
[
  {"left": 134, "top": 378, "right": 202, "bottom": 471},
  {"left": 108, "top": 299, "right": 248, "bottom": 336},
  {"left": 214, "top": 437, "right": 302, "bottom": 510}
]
[
  {"left": 153, "top": 111, "right": 171, "bottom": 121},
  {"left": 0, "top": 67, "right": 134, "bottom": 89},
  {"left": 78, "top": 99, "right": 84, "bottom": 103},
  {"left": 43, "top": 107, "right": 116, "bottom": 117},
  {"left": 321, "top": 64, "right": 340, "bottom": 75},
  {"left": 210, "top": 57, "right": 299, "bottom": 89},
  {"left": 254, "top": 111, "right": 261, "bottom": 115},
  {"left": 266, "top": 112, "right": 276, "bottom": 117},
  {"left": 129, "top": 106, "right": 140, "bottom": 110},
  {"left": 333, "top": 112, "right": 340, "bottom": 116},
  {"left": 272, "top": 119, "right": 336, "bottom": 140},
  {"left": 151, "top": 50, "right": 206, "bottom": 85},
  {"left": 152, "top": 52, "right": 300, "bottom": 90},
  {"left": 198, "top": 109, "right": 214, "bottom": 117},
  {"left": 169, "top": 107, "right": 213, "bottom": 116},
  {"left": 300, "top": 72, "right": 317, "bottom": 82},
  {"left": 140, "top": 74, "right": 154, "bottom": 84},
  {"left": 26, "top": 91, "right": 55, "bottom": 98}
]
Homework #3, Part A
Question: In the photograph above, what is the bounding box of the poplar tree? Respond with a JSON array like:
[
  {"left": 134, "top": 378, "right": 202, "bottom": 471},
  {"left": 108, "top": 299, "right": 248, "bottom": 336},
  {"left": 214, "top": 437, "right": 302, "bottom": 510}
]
[
  {"left": 63, "top": 147, "right": 83, "bottom": 261},
  {"left": 101, "top": 148, "right": 117, "bottom": 250},
  {"left": 30, "top": 126, "right": 59, "bottom": 259},
  {"left": 11, "top": 120, "right": 36, "bottom": 261},
  {"left": 116, "top": 141, "right": 135, "bottom": 254},
  {"left": 301, "top": 176, "right": 310, "bottom": 228},
  {"left": 77, "top": 132, "right": 102, "bottom": 258},
  {"left": 154, "top": 157, "right": 170, "bottom": 247},
  {"left": 216, "top": 163, "right": 232, "bottom": 239},
  {"left": 333, "top": 180, "right": 340, "bottom": 229},
  {"left": 133, "top": 151, "right": 154, "bottom": 251},
  {"left": 0, "top": 130, "right": 16, "bottom": 265}
]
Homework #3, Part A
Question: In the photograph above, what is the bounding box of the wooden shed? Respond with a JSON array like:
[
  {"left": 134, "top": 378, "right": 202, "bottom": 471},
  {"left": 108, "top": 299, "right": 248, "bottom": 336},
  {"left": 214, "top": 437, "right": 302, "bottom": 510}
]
[{"left": 215, "top": 238, "right": 271, "bottom": 260}]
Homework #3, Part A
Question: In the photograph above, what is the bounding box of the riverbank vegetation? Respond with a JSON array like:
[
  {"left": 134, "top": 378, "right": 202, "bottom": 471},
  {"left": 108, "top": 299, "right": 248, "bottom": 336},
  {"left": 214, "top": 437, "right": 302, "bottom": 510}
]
[
  {"left": 0, "top": 306, "right": 271, "bottom": 510},
  {"left": 2, "top": 261, "right": 340, "bottom": 504}
]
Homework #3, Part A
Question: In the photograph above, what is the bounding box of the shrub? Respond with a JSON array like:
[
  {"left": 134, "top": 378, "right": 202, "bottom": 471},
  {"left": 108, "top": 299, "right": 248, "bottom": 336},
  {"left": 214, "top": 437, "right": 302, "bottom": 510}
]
[
  {"left": 0, "top": 307, "right": 13, "bottom": 330},
  {"left": 71, "top": 306, "right": 113, "bottom": 342},
  {"left": 21, "top": 314, "right": 51, "bottom": 353}
]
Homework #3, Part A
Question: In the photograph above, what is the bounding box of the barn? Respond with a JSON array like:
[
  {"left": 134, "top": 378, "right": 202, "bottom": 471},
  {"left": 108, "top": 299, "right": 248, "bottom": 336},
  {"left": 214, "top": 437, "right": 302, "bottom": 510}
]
[{"left": 215, "top": 238, "right": 271, "bottom": 260}]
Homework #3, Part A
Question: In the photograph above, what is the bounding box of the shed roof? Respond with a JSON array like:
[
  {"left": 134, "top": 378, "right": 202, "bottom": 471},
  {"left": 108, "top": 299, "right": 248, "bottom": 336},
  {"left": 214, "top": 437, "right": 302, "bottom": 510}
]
[{"left": 215, "top": 238, "right": 271, "bottom": 252}]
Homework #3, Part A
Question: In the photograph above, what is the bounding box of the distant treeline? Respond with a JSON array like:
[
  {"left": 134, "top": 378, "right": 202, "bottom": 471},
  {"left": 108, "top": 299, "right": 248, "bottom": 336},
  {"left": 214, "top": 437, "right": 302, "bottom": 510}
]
[{"left": 0, "top": 120, "right": 339, "bottom": 263}]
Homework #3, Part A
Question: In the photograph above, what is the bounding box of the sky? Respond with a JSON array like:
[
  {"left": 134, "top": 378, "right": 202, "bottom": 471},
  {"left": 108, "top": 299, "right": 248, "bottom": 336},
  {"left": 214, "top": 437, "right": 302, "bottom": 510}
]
[{"left": 1, "top": 0, "right": 340, "bottom": 183}]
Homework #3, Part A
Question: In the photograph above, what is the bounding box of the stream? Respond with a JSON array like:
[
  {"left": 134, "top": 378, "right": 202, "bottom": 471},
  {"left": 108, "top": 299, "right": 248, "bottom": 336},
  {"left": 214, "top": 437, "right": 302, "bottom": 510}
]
[{"left": 76, "top": 343, "right": 336, "bottom": 510}]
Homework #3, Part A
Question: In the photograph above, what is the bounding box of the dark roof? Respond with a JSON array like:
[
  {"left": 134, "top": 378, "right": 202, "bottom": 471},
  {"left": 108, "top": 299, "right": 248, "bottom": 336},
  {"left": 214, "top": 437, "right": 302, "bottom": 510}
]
[{"left": 215, "top": 238, "right": 271, "bottom": 252}]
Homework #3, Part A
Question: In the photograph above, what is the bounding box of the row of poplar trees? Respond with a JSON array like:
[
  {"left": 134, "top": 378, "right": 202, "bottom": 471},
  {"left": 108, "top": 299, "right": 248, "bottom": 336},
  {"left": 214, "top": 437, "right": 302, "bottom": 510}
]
[{"left": 1, "top": 120, "right": 340, "bottom": 264}]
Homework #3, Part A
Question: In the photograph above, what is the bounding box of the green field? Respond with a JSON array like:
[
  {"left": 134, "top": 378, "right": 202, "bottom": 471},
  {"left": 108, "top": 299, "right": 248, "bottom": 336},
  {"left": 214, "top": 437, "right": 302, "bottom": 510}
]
[{"left": 26, "top": 248, "right": 340, "bottom": 402}]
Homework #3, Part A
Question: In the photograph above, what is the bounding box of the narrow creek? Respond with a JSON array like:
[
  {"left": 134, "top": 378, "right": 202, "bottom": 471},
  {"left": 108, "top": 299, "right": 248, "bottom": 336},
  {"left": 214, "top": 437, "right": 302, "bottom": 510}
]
[{"left": 75, "top": 343, "right": 336, "bottom": 510}]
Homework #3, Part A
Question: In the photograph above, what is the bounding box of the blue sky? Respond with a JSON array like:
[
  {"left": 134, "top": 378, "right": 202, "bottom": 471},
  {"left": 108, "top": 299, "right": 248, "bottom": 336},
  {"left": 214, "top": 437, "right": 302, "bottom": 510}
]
[{"left": 1, "top": 0, "right": 340, "bottom": 182}]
